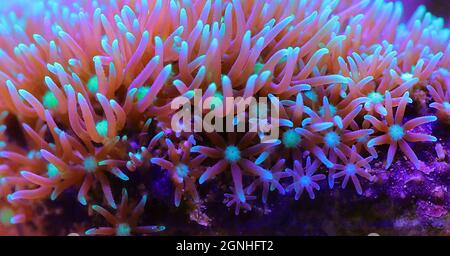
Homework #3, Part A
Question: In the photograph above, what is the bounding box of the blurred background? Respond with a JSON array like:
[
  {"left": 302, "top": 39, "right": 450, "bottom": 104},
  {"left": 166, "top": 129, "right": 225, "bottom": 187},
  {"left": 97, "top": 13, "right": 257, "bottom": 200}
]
[{"left": 404, "top": 0, "right": 450, "bottom": 22}]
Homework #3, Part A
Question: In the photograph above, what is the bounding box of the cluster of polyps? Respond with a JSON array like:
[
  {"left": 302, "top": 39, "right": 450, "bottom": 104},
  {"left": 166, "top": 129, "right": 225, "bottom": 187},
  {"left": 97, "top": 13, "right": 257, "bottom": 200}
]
[{"left": 0, "top": 0, "right": 448, "bottom": 234}]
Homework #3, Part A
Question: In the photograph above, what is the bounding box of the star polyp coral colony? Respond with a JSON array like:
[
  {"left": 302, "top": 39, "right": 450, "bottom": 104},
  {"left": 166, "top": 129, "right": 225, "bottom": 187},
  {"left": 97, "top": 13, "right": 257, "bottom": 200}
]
[{"left": 0, "top": 0, "right": 447, "bottom": 235}]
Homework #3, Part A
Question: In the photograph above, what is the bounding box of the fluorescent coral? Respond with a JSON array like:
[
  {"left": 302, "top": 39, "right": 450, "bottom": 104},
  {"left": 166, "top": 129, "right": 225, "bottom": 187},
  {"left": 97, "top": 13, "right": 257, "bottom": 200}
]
[
  {"left": 85, "top": 189, "right": 165, "bottom": 236},
  {"left": 285, "top": 157, "right": 326, "bottom": 200},
  {"left": 365, "top": 91, "right": 437, "bottom": 169},
  {"left": 0, "top": 0, "right": 448, "bottom": 235}
]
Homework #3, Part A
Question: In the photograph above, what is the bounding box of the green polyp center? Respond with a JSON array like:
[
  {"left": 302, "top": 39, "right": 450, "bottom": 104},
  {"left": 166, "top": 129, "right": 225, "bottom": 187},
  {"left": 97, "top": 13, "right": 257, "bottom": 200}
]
[
  {"left": 87, "top": 75, "right": 99, "bottom": 93},
  {"left": 84, "top": 156, "right": 97, "bottom": 172},
  {"left": 224, "top": 146, "right": 241, "bottom": 163},
  {"left": 116, "top": 223, "right": 131, "bottom": 236},
  {"left": 305, "top": 90, "right": 318, "bottom": 102},
  {"left": 253, "top": 62, "right": 264, "bottom": 74},
  {"left": 96, "top": 120, "right": 108, "bottom": 137},
  {"left": 300, "top": 176, "right": 311, "bottom": 186},
  {"left": 319, "top": 104, "right": 337, "bottom": 117},
  {"left": 389, "top": 124, "right": 404, "bottom": 141},
  {"left": 136, "top": 86, "right": 150, "bottom": 101},
  {"left": 324, "top": 131, "right": 341, "bottom": 148},
  {"left": 345, "top": 164, "right": 357, "bottom": 175},
  {"left": 368, "top": 91, "right": 384, "bottom": 104},
  {"left": 0, "top": 207, "right": 14, "bottom": 225},
  {"left": 175, "top": 163, "right": 189, "bottom": 178},
  {"left": 401, "top": 72, "right": 413, "bottom": 81},
  {"left": 47, "top": 163, "right": 59, "bottom": 178},
  {"left": 282, "top": 129, "right": 301, "bottom": 148},
  {"left": 42, "top": 90, "right": 58, "bottom": 109}
]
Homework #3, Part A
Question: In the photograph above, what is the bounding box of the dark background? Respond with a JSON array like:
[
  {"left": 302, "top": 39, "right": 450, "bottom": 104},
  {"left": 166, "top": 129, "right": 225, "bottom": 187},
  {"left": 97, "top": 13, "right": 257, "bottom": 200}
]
[{"left": 405, "top": 0, "right": 450, "bottom": 22}]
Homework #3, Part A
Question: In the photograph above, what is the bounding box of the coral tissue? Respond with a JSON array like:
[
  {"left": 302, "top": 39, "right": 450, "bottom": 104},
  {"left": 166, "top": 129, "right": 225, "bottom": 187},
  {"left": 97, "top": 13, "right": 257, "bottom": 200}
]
[{"left": 0, "top": 0, "right": 448, "bottom": 235}]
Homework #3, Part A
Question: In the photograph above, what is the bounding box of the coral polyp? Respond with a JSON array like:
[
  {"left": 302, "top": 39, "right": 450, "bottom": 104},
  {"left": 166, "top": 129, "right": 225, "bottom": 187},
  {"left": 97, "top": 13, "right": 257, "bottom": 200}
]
[
  {"left": 0, "top": 0, "right": 448, "bottom": 236},
  {"left": 285, "top": 157, "right": 326, "bottom": 200},
  {"left": 365, "top": 91, "right": 437, "bottom": 169},
  {"left": 85, "top": 189, "right": 165, "bottom": 236}
]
